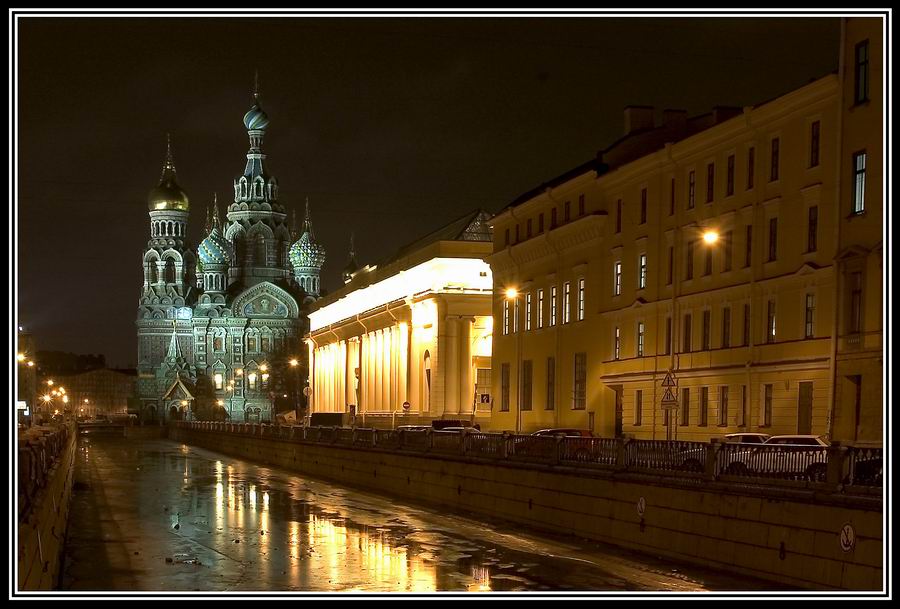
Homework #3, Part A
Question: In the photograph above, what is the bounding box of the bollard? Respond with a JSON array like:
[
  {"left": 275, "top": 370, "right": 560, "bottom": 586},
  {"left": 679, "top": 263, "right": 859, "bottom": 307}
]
[
  {"left": 616, "top": 437, "right": 629, "bottom": 470},
  {"left": 501, "top": 432, "right": 511, "bottom": 460},
  {"left": 554, "top": 435, "right": 564, "bottom": 465}
]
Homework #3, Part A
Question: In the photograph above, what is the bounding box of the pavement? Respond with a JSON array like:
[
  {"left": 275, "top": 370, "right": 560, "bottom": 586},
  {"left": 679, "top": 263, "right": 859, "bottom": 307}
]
[{"left": 61, "top": 436, "right": 789, "bottom": 592}]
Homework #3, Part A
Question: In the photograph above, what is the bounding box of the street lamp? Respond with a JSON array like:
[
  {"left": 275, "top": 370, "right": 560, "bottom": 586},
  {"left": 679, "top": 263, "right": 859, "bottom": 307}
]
[{"left": 289, "top": 357, "right": 301, "bottom": 420}]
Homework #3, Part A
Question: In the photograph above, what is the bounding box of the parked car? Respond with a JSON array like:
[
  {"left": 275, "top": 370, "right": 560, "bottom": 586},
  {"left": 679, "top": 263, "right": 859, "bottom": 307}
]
[
  {"left": 531, "top": 429, "right": 594, "bottom": 438},
  {"left": 722, "top": 433, "right": 771, "bottom": 444},
  {"left": 720, "top": 435, "right": 829, "bottom": 480},
  {"left": 396, "top": 425, "right": 430, "bottom": 432}
]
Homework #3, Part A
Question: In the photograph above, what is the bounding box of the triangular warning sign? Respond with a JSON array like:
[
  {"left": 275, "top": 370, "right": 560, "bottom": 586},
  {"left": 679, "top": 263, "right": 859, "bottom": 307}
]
[
  {"left": 662, "top": 371, "right": 677, "bottom": 387},
  {"left": 661, "top": 387, "right": 678, "bottom": 404}
]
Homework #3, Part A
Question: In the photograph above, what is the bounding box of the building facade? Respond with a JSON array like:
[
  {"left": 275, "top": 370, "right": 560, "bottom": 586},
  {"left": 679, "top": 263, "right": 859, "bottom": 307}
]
[
  {"left": 49, "top": 368, "right": 138, "bottom": 419},
  {"left": 135, "top": 89, "right": 325, "bottom": 423},
  {"left": 489, "top": 22, "right": 882, "bottom": 443},
  {"left": 306, "top": 211, "right": 494, "bottom": 427}
]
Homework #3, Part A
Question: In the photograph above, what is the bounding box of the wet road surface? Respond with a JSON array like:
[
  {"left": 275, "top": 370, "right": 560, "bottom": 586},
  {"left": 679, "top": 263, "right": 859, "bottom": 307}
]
[{"left": 61, "top": 435, "right": 781, "bottom": 592}]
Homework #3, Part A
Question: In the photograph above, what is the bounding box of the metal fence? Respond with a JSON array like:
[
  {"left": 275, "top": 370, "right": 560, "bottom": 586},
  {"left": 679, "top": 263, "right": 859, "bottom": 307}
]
[
  {"left": 17, "top": 424, "right": 72, "bottom": 520},
  {"left": 179, "top": 422, "right": 882, "bottom": 491}
]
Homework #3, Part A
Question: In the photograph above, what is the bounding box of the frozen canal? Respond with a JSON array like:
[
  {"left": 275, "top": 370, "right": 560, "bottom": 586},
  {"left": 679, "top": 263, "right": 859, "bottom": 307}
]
[{"left": 61, "top": 435, "right": 780, "bottom": 592}]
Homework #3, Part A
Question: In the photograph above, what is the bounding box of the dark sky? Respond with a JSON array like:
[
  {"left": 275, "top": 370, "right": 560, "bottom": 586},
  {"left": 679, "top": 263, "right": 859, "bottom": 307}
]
[{"left": 16, "top": 16, "right": 841, "bottom": 367}]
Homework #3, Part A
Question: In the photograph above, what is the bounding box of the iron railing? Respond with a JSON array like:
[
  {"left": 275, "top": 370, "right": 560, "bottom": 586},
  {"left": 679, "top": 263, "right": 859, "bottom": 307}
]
[{"left": 176, "top": 422, "right": 882, "bottom": 491}]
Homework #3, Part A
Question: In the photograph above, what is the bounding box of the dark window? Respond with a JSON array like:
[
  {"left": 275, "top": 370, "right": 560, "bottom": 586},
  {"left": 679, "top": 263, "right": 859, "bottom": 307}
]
[
  {"left": 515, "top": 224, "right": 520, "bottom": 244},
  {"left": 683, "top": 313, "right": 692, "bottom": 352},
  {"left": 743, "top": 303, "right": 751, "bottom": 346},
  {"left": 664, "top": 317, "right": 672, "bottom": 356},
  {"left": 702, "top": 310, "right": 711, "bottom": 350},
  {"left": 855, "top": 40, "right": 869, "bottom": 104},
  {"left": 500, "top": 363, "right": 510, "bottom": 411},
  {"left": 747, "top": 147, "right": 755, "bottom": 189},
  {"left": 640, "top": 188, "right": 647, "bottom": 224},
  {"left": 706, "top": 163, "right": 715, "bottom": 203},
  {"left": 852, "top": 151, "right": 867, "bottom": 214},
  {"left": 667, "top": 246, "right": 674, "bottom": 285},
  {"left": 504, "top": 228, "right": 510, "bottom": 246},
  {"left": 247, "top": 336, "right": 257, "bottom": 352},
  {"left": 578, "top": 194, "right": 585, "bottom": 216},
  {"left": 685, "top": 240, "right": 694, "bottom": 280},
  {"left": 680, "top": 387, "right": 690, "bottom": 426},
  {"left": 807, "top": 206, "right": 818, "bottom": 252},
  {"left": 767, "top": 300, "right": 776, "bottom": 343},
  {"left": 670, "top": 178, "right": 676, "bottom": 215},
  {"left": 526, "top": 219, "right": 532, "bottom": 238},
  {"left": 521, "top": 360, "right": 533, "bottom": 411},
  {"left": 849, "top": 272, "right": 862, "bottom": 333},
  {"left": 546, "top": 357, "right": 555, "bottom": 410},
  {"left": 745, "top": 225, "right": 753, "bottom": 267},
  {"left": 718, "top": 386, "right": 729, "bottom": 426},
  {"left": 770, "top": 138, "right": 780, "bottom": 182},
  {"left": 704, "top": 248, "right": 712, "bottom": 276},
  {"left": 722, "top": 307, "right": 731, "bottom": 348},
  {"left": 762, "top": 384, "right": 773, "bottom": 427},
  {"left": 723, "top": 230, "right": 733, "bottom": 272},
  {"left": 768, "top": 217, "right": 778, "bottom": 262},
  {"left": 634, "top": 390, "right": 643, "bottom": 426},
  {"left": 538, "top": 213, "right": 544, "bottom": 233},
  {"left": 573, "top": 353, "right": 587, "bottom": 410},
  {"left": 688, "top": 170, "right": 695, "bottom": 208},
  {"left": 726, "top": 154, "right": 735, "bottom": 196},
  {"left": 739, "top": 385, "right": 747, "bottom": 427},
  {"left": 700, "top": 386, "right": 709, "bottom": 427},
  {"left": 810, "top": 121, "right": 820, "bottom": 167},
  {"left": 564, "top": 201, "right": 571, "bottom": 222},
  {"left": 551, "top": 208, "right": 558, "bottom": 228},
  {"left": 616, "top": 199, "right": 622, "bottom": 233},
  {"left": 805, "top": 294, "right": 815, "bottom": 339}
]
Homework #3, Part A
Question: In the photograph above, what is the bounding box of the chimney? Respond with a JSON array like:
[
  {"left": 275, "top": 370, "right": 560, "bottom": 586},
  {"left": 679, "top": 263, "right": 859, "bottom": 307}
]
[
  {"left": 623, "top": 106, "right": 655, "bottom": 135},
  {"left": 662, "top": 108, "right": 688, "bottom": 129}
]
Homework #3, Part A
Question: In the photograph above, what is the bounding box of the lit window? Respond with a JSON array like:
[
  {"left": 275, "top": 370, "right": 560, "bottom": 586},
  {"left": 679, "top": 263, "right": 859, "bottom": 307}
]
[
  {"left": 577, "top": 278, "right": 585, "bottom": 321},
  {"left": 525, "top": 293, "right": 532, "bottom": 331},
  {"left": 563, "top": 282, "right": 571, "bottom": 324},
  {"left": 852, "top": 151, "right": 867, "bottom": 214},
  {"left": 614, "top": 327, "right": 620, "bottom": 360},
  {"left": 638, "top": 254, "right": 647, "bottom": 289},
  {"left": 550, "top": 286, "right": 557, "bottom": 326},
  {"left": 214, "top": 373, "right": 223, "bottom": 389},
  {"left": 614, "top": 261, "right": 622, "bottom": 296},
  {"left": 248, "top": 372, "right": 258, "bottom": 390},
  {"left": 537, "top": 289, "right": 544, "bottom": 329},
  {"left": 637, "top": 322, "right": 644, "bottom": 357}
]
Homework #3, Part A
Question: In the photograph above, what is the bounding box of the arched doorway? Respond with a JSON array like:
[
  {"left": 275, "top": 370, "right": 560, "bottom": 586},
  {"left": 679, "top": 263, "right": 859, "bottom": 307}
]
[{"left": 423, "top": 350, "right": 432, "bottom": 413}]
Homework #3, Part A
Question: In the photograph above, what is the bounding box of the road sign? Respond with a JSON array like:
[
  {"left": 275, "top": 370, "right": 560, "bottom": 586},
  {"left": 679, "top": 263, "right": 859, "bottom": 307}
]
[
  {"left": 302, "top": 387, "right": 312, "bottom": 397},
  {"left": 661, "top": 387, "right": 678, "bottom": 404},
  {"left": 839, "top": 523, "right": 856, "bottom": 552},
  {"left": 662, "top": 371, "right": 677, "bottom": 387},
  {"left": 636, "top": 497, "right": 646, "bottom": 518}
]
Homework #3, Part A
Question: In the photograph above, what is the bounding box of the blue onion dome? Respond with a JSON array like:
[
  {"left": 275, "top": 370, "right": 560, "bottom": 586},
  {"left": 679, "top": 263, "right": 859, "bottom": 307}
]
[
  {"left": 289, "top": 231, "right": 326, "bottom": 270},
  {"left": 198, "top": 226, "right": 233, "bottom": 266},
  {"left": 148, "top": 136, "right": 189, "bottom": 211},
  {"left": 243, "top": 100, "right": 270, "bottom": 131}
]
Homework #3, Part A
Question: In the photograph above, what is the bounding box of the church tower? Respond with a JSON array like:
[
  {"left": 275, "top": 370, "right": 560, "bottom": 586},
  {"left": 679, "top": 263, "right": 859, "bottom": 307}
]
[{"left": 224, "top": 77, "right": 292, "bottom": 287}]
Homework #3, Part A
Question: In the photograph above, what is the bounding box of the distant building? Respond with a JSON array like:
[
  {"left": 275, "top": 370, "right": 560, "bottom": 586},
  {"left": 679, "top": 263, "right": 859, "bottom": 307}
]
[
  {"left": 306, "top": 210, "right": 494, "bottom": 427},
  {"left": 135, "top": 85, "right": 323, "bottom": 424},
  {"left": 16, "top": 327, "right": 37, "bottom": 424},
  {"left": 36, "top": 351, "right": 106, "bottom": 377},
  {"left": 488, "top": 19, "right": 882, "bottom": 443},
  {"left": 44, "top": 368, "right": 138, "bottom": 419}
]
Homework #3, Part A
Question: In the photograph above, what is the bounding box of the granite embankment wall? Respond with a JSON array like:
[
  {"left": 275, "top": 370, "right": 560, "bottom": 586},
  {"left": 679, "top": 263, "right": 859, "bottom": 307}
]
[
  {"left": 17, "top": 425, "right": 77, "bottom": 591},
  {"left": 170, "top": 426, "right": 883, "bottom": 591}
]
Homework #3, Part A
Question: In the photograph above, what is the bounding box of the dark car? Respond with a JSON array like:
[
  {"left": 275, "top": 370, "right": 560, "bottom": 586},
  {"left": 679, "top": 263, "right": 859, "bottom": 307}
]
[{"left": 531, "top": 428, "right": 594, "bottom": 438}]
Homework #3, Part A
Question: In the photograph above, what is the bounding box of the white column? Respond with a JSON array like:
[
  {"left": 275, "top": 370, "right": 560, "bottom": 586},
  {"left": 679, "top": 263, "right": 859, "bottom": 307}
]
[
  {"left": 460, "top": 317, "right": 474, "bottom": 415},
  {"left": 398, "top": 323, "right": 409, "bottom": 408},
  {"left": 360, "top": 334, "right": 368, "bottom": 412},
  {"left": 445, "top": 317, "right": 460, "bottom": 414}
]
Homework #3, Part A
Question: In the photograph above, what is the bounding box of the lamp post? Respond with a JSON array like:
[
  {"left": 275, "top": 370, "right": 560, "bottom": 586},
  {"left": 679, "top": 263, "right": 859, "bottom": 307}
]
[
  {"left": 289, "top": 358, "right": 301, "bottom": 421},
  {"left": 505, "top": 287, "right": 523, "bottom": 434},
  {"left": 668, "top": 222, "right": 719, "bottom": 441}
]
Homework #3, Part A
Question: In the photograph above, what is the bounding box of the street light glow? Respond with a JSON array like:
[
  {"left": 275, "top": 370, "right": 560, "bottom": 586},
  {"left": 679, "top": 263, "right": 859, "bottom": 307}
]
[
  {"left": 17, "top": 353, "right": 25, "bottom": 362},
  {"left": 289, "top": 358, "right": 299, "bottom": 367},
  {"left": 27, "top": 361, "right": 34, "bottom": 367},
  {"left": 702, "top": 230, "right": 719, "bottom": 244},
  {"left": 505, "top": 287, "right": 518, "bottom": 299}
]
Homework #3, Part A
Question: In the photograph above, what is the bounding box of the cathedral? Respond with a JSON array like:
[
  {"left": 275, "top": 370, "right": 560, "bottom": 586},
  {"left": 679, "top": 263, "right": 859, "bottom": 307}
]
[{"left": 135, "top": 88, "right": 326, "bottom": 423}]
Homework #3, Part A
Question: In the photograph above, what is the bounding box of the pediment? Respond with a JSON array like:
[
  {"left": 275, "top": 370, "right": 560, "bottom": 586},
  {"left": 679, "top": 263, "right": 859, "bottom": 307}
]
[{"left": 232, "top": 282, "right": 299, "bottom": 319}]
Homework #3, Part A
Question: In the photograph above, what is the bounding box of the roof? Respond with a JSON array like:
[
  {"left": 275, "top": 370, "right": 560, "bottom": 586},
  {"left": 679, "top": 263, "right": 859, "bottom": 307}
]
[{"left": 376, "top": 208, "right": 492, "bottom": 268}]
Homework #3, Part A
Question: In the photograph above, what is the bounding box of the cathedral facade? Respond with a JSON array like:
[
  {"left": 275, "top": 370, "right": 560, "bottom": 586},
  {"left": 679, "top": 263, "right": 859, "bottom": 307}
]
[{"left": 135, "top": 91, "right": 325, "bottom": 423}]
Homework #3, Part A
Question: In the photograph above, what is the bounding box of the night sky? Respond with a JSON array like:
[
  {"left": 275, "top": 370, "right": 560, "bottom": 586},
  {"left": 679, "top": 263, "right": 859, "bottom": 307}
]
[{"left": 16, "top": 16, "right": 841, "bottom": 367}]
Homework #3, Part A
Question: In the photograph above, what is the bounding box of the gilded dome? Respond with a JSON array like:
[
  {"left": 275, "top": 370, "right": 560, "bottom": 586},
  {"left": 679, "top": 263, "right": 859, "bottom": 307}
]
[
  {"left": 148, "top": 136, "right": 189, "bottom": 211},
  {"left": 198, "top": 226, "right": 233, "bottom": 266}
]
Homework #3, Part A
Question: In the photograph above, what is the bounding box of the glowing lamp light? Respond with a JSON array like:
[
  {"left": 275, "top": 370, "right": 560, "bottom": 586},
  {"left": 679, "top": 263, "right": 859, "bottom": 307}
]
[
  {"left": 261, "top": 373, "right": 269, "bottom": 382},
  {"left": 62, "top": 395, "right": 69, "bottom": 404},
  {"left": 27, "top": 361, "right": 34, "bottom": 367},
  {"left": 17, "top": 353, "right": 25, "bottom": 362},
  {"left": 259, "top": 364, "right": 268, "bottom": 373},
  {"left": 702, "top": 230, "right": 719, "bottom": 245},
  {"left": 289, "top": 359, "right": 299, "bottom": 367},
  {"left": 505, "top": 287, "right": 518, "bottom": 299},
  {"left": 236, "top": 369, "right": 243, "bottom": 376},
  {"left": 217, "top": 400, "right": 224, "bottom": 406},
  {"left": 180, "top": 400, "right": 188, "bottom": 406},
  {"left": 47, "top": 380, "right": 54, "bottom": 386},
  {"left": 42, "top": 395, "right": 52, "bottom": 402}
]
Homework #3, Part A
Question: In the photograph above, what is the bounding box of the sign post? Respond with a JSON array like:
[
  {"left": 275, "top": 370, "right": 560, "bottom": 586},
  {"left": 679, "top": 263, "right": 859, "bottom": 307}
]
[{"left": 660, "top": 371, "right": 678, "bottom": 441}]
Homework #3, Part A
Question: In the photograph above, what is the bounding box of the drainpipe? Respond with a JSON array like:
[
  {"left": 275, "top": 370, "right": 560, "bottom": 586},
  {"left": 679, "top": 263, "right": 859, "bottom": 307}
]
[{"left": 828, "top": 19, "right": 847, "bottom": 442}]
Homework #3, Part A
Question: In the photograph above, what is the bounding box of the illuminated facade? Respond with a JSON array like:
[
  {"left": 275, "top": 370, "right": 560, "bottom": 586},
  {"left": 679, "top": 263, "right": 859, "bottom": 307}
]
[
  {"left": 489, "top": 21, "right": 882, "bottom": 443},
  {"left": 307, "top": 211, "right": 493, "bottom": 426},
  {"left": 136, "top": 88, "right": 324, "bottom": 423}
]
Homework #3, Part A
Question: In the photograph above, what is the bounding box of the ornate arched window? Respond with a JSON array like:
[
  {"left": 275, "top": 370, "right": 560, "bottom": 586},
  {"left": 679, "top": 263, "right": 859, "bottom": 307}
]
[{"left": 164, "top": 259, "right": 176, "bottom": 283}]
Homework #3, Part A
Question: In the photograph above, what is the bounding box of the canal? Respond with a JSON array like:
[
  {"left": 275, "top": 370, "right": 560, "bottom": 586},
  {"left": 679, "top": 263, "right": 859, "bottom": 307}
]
[{"left": 61, "top": 434, "right": 778, "bottom": 592}]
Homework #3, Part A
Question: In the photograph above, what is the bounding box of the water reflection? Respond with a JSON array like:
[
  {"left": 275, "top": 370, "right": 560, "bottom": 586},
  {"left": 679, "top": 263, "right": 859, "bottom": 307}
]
[{"left": 65, "top": 437, "right": 749, "bottom": 593}]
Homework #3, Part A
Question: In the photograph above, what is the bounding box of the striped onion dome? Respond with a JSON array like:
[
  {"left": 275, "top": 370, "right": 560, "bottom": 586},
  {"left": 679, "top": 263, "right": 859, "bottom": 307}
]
[{"left": 198, "top": 226, "right": 233, "bottom": 266}]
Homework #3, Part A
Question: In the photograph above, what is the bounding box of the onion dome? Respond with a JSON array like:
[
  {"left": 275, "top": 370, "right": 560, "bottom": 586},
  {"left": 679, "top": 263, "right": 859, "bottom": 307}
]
[
  {"left": 148, "top": 134, "right": 189, "bottom": 211},
  {"left": 289, "top": 199, "right": 326, "bottom": 270},
  {"left": 197, "top": 199, "right": 233, "bottom": 265},
  {"left": 243, "top": 101, "right": 270, "bottom": 131}
]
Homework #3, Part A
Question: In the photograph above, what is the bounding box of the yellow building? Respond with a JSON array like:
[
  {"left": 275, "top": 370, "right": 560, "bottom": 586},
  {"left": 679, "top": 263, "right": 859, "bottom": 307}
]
[
  {"left": 489, "top": 23, "right": 882, "bottom": 443},
  {"left": 831, "top": 18, "right": 884, "bottom": 447},
  {"left": 307, "top": 210, "right": 494, "bottom": 427}
]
